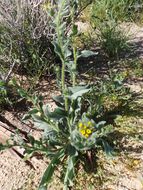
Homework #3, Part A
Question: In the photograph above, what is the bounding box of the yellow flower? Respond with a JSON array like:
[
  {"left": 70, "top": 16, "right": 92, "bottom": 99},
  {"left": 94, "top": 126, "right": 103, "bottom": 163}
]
[
  {"left": 78, "top": 122, "right": 83, "bottom": 128},
  {"left": 78, "top": 120, "right": 94, "bottom": 138},
  {"left": 83, "top": 125, "right": 87, "bottom": 129},
  {"left": 86, "top": 129, "right": 92, "bottom": 134},
  {"left": 84, "top": 134, "right": 89, "bottom": 138},
  {"left": 87, "top": 121, "right": 92, "bottom": 126},
  {"left": 80, "top": 129, "right": 86, "bottom": 135}
]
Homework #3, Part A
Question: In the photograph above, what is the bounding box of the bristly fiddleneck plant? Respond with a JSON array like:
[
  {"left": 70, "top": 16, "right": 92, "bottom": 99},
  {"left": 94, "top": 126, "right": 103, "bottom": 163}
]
[{"left": 4, "top": 0, "right": 112, "bottom": 190}]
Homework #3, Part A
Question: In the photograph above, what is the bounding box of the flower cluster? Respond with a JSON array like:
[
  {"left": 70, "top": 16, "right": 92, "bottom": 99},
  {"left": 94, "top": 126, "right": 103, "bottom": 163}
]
[{"left": 78, "top": 121, "right": 94, "bottom": 138}]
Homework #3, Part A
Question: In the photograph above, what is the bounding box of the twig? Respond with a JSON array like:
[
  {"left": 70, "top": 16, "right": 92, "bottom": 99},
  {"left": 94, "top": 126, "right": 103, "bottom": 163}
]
[{"left": 5, "top": 61, "right": 16, "bottom": 82}]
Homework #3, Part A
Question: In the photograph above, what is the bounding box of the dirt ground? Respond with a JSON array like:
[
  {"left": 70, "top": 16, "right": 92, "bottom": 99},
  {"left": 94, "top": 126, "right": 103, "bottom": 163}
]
[{"left": 0, "top": 23, "right": 143, "bottom": 190}]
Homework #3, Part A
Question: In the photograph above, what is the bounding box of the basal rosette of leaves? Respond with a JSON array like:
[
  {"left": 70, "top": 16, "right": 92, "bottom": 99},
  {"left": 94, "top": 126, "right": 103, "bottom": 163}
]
[{"left": 20, "top": 85, "right": 109, "bottom": 190}]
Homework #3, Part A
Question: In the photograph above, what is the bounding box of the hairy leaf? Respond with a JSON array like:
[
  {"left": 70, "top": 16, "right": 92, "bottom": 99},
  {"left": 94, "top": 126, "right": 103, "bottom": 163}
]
[
  {"left": 78, "top": 50, "right": 98, "bottom": 58},
  {"left": 38, "top": 149, "right": 65, "bottom": 190},
  {"left": 64, "top": 147, "right": 78, "bottom": 188}
]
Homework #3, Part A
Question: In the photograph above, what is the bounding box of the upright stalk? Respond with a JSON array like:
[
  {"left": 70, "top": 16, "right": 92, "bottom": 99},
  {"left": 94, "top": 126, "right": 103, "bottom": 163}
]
[
  {"left": 53, "top": 0, "right": 78, "bottom": 110},
  {"left": 55, "top": 1, "right": 68, "bottom": 110},
  {"left": 71, "top": 4, "right": 77, "bottom": 87},
  {"left": 61, "top": 60, "right": 65, "bottom": 92},
  {"left": 72, "top": 46, "right": 77, "bottom": 86},
  {"left": 61, "top": 60, "right": 68, "bottom": 112}
]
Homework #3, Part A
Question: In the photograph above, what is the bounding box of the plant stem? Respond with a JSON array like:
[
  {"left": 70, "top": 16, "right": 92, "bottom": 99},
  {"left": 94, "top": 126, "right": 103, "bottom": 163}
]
[
  {"left": 70, "top": 3, "right": 77, "bottom": 87},
  {"left": 64, "top": 96, "right": 68, "bottom": 112},
  {"left": 72, "top": 46, "right": 77, "bottom": 86},
  {"left": 61, "top": 60, "right": 65, "bottom": 92},
  {"left": 61, "top": 60, "right": 69, "bottom": 111}
]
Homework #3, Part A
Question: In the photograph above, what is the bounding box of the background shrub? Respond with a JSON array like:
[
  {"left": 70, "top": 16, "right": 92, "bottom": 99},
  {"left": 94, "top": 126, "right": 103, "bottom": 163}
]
[
  {"left": 96, "top": 21, "right": 129, "bottom": 58},
  {"left": 90, "top": 0, "right": 133, "bottom": 58},
  {"left": 0, "top": 0, "right": 56, "bottom": 82},
  {"left": 91, "top": 0, "right": 143, "bottom": 23}
]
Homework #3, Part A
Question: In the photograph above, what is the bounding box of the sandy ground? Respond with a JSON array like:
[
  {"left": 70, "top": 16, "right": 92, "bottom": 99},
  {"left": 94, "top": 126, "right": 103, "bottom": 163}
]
[{"left": 0, "top": 150, "right": 47, "bottom": 190}]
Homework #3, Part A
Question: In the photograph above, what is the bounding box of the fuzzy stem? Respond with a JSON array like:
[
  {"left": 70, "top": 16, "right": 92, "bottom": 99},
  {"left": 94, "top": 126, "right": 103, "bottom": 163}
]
[
  {"left": 64, "top": 95, "right": 68, "bottom": 111},
  {"left": 71, "top": 4, "right": 77, "bottom": 87},
  {"left": 62, "top": 62, "right": 68, "bottom": 111},
  {"left": 61, "top": 61, "right": 65, "bottom": 92},
  {"left": 72, "top": 46, "right": 77, "bottom": 86}
]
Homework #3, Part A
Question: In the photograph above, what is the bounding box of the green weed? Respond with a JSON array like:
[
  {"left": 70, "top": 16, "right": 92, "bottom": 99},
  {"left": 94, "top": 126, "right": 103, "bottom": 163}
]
[
  {"left": 96, "top": 21, "right": 129, "bottom": 58},
  {"left": 90, "top": 0, "right": 131, "bottom": 59}
]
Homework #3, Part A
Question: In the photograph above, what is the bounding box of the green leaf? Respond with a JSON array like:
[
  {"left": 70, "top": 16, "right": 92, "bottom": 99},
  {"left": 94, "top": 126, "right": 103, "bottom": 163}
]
[
  {"left": 17, "top": 88, "right": 28, "bottom": 98},
  {"left": 0, "top": 80, "right": 5, "bottom": 87},
  {"left": 53, "top": 41, "right": 64, "bottom": 60},
  {"left": 48, "top": 107, "right": 67, "bottom": 120},
  {"left": 52, "top": 95, "right": 64, "bottom": 107},
  {"left": 42, "top": 104, "right": 51, "bottom": 116},
  {"left": 38, "top": 149, "right": 65, "bottom": 190},
  {"left": 102, "top": 140, "right": 113, "bottom": 157},
  {"left": 68, "top": 85, "right": 89, "bottom": 94},
  {"left": 77, "top": 50, "right": 98, "bottom": 58},
  {"left": 64, "top": 146, "right": 78, "bottom": 189},
  {"left": 28, "top": 108, "right": 39, "bottom": 115},
  {"left": 65, "top": 48, "right": 72, "bottom": 58},
  {"left": 27, "top": 135, "right": 35, "bottom": 145},
  {"left": 71, "top": 89, "right": 90, "bottom": 99},
  {"left": 32, "top": 53, "right": 37, "bottom": 59},
  {"left": 72, "top": 24, "right": 78, "bottom": 36},
  {"left": 68, "top": 86, "right": 90, "bottom": 100},
  {"left": 22, "top": 114, "right": 31, "bottom": 121},
  {"left": 31, "top": 115, "right": 50, "bottom": 130},
  {"left": 96, "top": 121, "right": 106, "bottom": 130}
]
